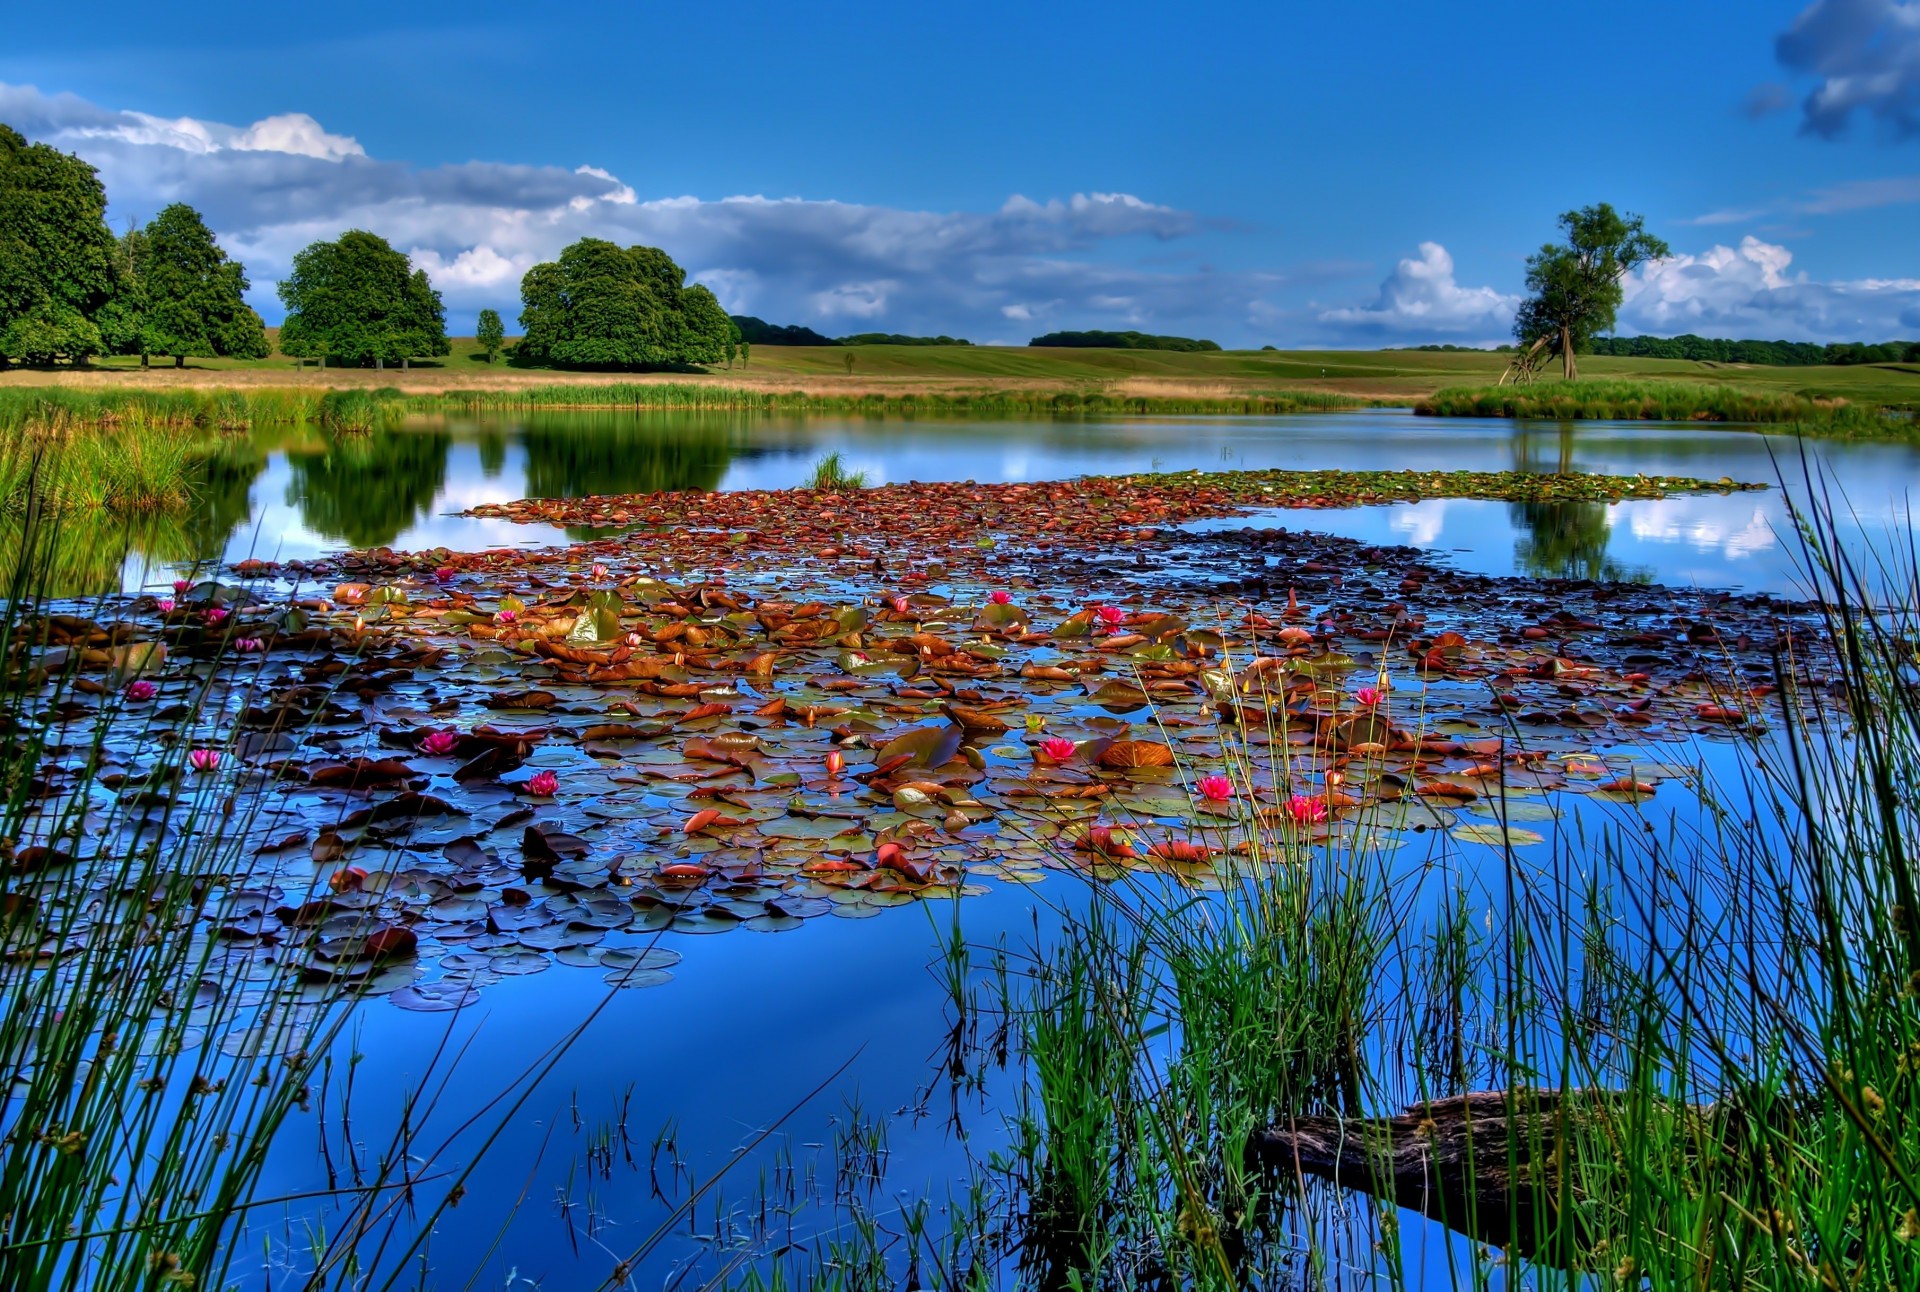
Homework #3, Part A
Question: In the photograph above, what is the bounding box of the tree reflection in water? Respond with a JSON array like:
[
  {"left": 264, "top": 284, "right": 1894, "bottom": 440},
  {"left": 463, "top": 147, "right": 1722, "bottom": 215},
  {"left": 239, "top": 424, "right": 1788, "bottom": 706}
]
[
  {"left": 516, "top": 413, "right": 739, "bottom": 539},
  {"left": 286, "top": 431, "right": 452, "bottom": 550},
  {"left": 1509, "top": 421, "right": 1649, "bottom": 583}
]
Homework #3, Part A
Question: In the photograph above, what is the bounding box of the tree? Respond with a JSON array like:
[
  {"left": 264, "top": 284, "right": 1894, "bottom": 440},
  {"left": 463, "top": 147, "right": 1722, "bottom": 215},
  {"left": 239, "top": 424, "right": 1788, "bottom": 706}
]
[
  {"left": 1514, "top": 204, "right": 1669, "bottom": 380},
  {"left": 0, "top": 124, "right": 118, "bottom": 366},
  {"left": 515, "top": 238, "right": 736, "bottom": 370},
  {"left": 136, "top": 204, "right": 269, "bottom": 367},
  {"left": 277, "top": 230, "right": 450, "bottom": 369},
  {"left": 476, "top": 308, "right": 505, "bottom": 363},
  {"left": 843, "top": 351, "right": 856, "bottom": 376}
]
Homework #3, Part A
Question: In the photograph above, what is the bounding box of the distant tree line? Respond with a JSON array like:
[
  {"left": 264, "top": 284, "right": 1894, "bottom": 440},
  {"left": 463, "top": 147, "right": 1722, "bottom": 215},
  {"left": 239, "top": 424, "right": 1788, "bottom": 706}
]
[
  {"left": 729, "top": 316, "right": 974, "bottom": 347},
  {"left": 1028, "top": 330, "right": 1222, "bottom": 352},
  {"left": 1586, "top": 334, "right": 1920, "bottom": 366},
  {"left": 1389, "top": 343, "right": 1499, "bottom": 353},
  {"left": 839, "top": 332, "right": 972, "bottom": 346}
]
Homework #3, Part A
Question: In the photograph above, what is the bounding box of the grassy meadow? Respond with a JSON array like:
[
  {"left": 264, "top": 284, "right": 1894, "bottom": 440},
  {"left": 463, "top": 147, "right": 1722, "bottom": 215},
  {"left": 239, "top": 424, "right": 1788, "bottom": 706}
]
[{"left": 7, "top": 336, "right": 1916, "bottom": 409}]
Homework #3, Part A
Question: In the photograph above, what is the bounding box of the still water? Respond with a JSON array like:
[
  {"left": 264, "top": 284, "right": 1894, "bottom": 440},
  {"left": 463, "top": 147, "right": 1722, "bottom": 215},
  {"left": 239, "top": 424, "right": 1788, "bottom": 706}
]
[
  {"left": 93, "top": 408, "right": 1920, "bottom": 598},
  {"left": 59, "top": 410, "right": 1914, "bottom": 1286}
]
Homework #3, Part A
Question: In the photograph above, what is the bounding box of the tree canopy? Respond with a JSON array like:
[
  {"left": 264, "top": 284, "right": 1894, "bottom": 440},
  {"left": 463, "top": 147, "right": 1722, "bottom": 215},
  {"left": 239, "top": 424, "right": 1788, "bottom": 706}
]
[
  {"left": 1514, "top": 204, "right": 1668, "bottom": 380},
  {"left": 277, "top": 231, "right": 449, "bottom": 368},
  {"left": 476, "top": 308, "right": 505, "bottom": 363},
  {"left": 0, "top": 124, "right": 118, "bottom": 365},
  {"left": 730, "top": 315, "right": 838, "bottom": 346},
  {"left": 106, "top": 204, "right": 269, "bottom": 367},
  {"left": 516, "top": 239, "right": 735, "bottom": 370},
  {"left": 1028, "top": 330, "right": 1222, "bottom": 352}
]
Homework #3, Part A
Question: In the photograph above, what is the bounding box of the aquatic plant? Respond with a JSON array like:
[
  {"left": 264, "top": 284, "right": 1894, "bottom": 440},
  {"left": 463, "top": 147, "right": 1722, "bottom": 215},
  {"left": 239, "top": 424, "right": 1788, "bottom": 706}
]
[{"left": 804, "top": 450, "right": 868, "bottom": 490}]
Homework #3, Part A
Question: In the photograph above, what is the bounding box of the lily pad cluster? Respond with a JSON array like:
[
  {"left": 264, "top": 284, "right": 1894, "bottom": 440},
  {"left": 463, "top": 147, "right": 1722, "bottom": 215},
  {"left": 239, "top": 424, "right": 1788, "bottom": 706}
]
[{"left": 4, "top": 466, "right": 1815, "bottom": 1035}]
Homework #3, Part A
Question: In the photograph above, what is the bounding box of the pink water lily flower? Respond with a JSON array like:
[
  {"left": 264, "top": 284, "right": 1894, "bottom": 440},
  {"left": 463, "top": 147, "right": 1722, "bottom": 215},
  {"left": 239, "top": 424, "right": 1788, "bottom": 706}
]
[
  {"left": 171, "top": 578, "right": 192, "bottom": 594},
  {"left": 420, "top": 729, "right": 459, "bottom": 756},
  {"left": 1094, "top": 605, "right": 1126, "bottom": 629},
  {"left": 1196, "top": 774, "right": 1234, "bottom": 802},
  {"left": 1040, "top": 737, "right": 1077, "bottom": 763},
  {"left": 156, "top": 598, "right": 177, "bottom": 614},
  {"left": 203, "top": 606, "right": 229, "bottom": 625},
  {"left": 890, "top": 596, "right": 911, "bottom": 614},
  {"left": 1287, "top": 794, "right": 1329, "bottom": 825},
  {"left": 188, "top": 748, "right": 221, "bottom": 773},
  {"left": 591, "top": 563, "right": 609, "bottom": 581},
  {"left": 526, "top": 769, "right": 559, "bottom": 796},
  {"left": 495, "top": 608, "right": 518, "bottom": 624},
  {"left": 234, "top": 637, "right": 264, "bottom": 652},
  {"left": 124, "top": 680, "right": 157, "bottom": 702},
  {"left": 989, "top": 590, "right": 1013, "bottom": 605},
  {"left": 1355, "top": 686, "right": 1383, "bottom": 708},
  {"left": 433, "top": 566, "right": 457, "bottom": 584}
]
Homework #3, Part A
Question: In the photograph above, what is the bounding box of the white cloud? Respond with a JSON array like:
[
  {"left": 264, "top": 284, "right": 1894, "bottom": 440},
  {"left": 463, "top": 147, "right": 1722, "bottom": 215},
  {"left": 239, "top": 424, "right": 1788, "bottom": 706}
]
[
  {"left": 1318, "top": 242, "right": 1519, "bottom": 340},
  {"left": 1775, "top": 0, "right": 1920, "bottom": 138},
  {"left": 0, "top": 81, "right": 1278, "bottom": 338},
  {"left": 1620, "top": 235, "right": 1920, "bottom": 339}
]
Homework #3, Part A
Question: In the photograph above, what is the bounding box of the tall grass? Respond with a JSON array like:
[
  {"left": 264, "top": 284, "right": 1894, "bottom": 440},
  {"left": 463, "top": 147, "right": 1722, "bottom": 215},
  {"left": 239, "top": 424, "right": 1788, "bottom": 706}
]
[
  {"left": 1415, "top": 379, "right": 1905, "bottom": 433},
  {"left": 0, "top": 415, "right": 203, "bottom": 516},
  {"left": 804, "top": 451, "right": 867, "bottom": 490}
]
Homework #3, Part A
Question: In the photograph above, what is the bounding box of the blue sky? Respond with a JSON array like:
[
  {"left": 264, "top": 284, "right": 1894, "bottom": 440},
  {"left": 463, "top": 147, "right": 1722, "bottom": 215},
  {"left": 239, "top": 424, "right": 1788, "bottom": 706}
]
[{"left": 5, "top": 0, "right": 1919, "bottom": 345}]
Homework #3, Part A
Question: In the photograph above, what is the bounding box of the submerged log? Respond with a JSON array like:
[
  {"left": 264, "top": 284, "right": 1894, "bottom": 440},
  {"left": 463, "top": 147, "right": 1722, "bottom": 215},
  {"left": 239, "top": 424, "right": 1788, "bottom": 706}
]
[{"left": 1249, "top": 1088, "right": 1718, "bottom": 1259}]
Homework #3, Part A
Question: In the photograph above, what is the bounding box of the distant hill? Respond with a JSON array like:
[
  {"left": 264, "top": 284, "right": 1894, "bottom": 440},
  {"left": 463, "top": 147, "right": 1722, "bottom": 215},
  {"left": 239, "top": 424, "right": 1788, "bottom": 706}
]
[
  {"left": 839, "top": 332, "right": 972, "bottom": 346},
  {"left": 1029, "top": 330, "right": 1222, "bottom": 352},
  {"left": 730, "top": 316, "right": 839, "bottom": 346}
]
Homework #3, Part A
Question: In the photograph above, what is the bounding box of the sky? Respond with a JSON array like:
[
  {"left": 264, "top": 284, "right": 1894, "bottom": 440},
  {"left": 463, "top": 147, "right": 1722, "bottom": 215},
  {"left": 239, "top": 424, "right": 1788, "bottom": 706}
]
[{"left": 4, "top": 0, "right": 1919, "bottom": 346}]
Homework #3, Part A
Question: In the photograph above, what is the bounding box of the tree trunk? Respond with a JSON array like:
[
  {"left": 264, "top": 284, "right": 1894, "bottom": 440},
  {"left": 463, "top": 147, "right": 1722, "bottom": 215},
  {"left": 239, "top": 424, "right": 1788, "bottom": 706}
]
[
  {"left": 376, "top": 356, "right": 384, "bottom": 372},
  {"left": 1561, "top": 324, "right": 1577, "bottom": 380},
  {"left": 174, "top": 354, "right": 184, "bottom": 369},
  {"left": 401, "top": 356, "right": 409, "bottom": 371},
  {"left": 141, "top": 353, "right": 150, "bottom": 370}
]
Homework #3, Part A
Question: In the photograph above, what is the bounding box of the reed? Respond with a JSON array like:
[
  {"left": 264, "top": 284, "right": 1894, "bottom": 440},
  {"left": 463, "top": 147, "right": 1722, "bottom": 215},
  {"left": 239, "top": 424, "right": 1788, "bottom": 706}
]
[
  {"left": 1415, "top": 378, "right": 1906, "bottom": 433},
  {"left": 803, "top": 451, "right": 867, "bottom": 490}
]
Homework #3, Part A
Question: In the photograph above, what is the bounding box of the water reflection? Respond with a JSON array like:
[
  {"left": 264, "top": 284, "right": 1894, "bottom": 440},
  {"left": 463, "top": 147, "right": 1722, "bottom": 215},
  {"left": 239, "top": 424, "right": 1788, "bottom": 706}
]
[
  {"left": 285, "top": 431, "right": 452, "bottom": 549},
  {"left": 78, "top": 409, "right": 1920, "bottom": 596},
  {"left": 517, "top": 414, "right": 739, "bottom": 539},
  {"left": 1507, "top": 423, "right": 1649, "bottom": 582},
  {"left": 9, "top": 443, "right": 268, "bottom": 598}
]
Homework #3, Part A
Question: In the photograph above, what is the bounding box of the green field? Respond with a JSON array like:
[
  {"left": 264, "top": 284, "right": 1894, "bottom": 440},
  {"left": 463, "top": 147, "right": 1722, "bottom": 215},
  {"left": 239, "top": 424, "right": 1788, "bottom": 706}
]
[{"left": 19, "top": 338, "right": 1920, "bottom": 409}]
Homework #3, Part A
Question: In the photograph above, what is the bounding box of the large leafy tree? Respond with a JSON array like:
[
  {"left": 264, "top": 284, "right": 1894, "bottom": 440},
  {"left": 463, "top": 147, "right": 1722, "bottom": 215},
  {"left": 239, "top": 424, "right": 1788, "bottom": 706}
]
[
  {"left": 0, "top": 124, "right": 118, "bottom": 366},
  {"left": 1515, "top": 204, "right": 1669, "bottom": 380},
  {"left": 516, "top": 239, "right": 736, "bottom": 370},
  {"left": 277, "top": 230, "right": 449, "bottom": 368},
  {"left": 135, "top": 205, "right": 269, "bottom": 367}
]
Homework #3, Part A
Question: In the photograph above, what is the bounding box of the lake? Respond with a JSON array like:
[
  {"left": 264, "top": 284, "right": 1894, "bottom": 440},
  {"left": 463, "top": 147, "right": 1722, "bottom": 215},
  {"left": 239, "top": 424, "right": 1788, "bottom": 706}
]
[
  {"left": 115, "top": 408, "right": 1920, "bottom": 597},
  {"left": 29, "top": 408, "right": 1910, "bottom": 1288}
]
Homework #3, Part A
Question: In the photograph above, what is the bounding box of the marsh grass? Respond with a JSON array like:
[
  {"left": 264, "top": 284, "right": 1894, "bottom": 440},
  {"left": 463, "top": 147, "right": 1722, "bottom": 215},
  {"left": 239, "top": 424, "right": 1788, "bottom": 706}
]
[
  {"left": 0, "top": 414, "right": 204, "bottom": 516},
  {"left": 804, "top": 451, "right": 868, "bottom": 491},
  {"left": 1416, "top": 379, "right": 1905, "bottom": 432}
]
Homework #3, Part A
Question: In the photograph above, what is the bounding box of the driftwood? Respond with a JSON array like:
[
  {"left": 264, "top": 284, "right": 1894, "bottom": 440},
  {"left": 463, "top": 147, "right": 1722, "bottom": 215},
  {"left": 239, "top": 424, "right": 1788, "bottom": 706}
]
[{"left": 1249, "top": 1088, "right": 1724, "bottom": 1258}]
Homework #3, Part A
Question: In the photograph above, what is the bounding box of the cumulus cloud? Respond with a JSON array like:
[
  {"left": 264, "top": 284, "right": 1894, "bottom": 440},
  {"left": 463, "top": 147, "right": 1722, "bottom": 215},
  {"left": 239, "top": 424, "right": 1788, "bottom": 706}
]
[
  {"left": 1620, "top": 235, "right": 1920, "bottom": 339},
  {"left": 0, "top": 82, "right": 1271, "bottom": 338},
  {"left": 1317, "top": 242, "right": 1518, "bottom": 341},
  {"left": 1775, "top": 0, "right": 1920, "bottom": 138}
]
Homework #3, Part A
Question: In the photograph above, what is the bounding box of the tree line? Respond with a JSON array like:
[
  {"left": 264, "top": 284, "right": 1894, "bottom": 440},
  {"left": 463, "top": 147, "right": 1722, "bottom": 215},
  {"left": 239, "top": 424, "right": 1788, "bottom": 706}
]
[
  {"left": 1586, "top": 334, "right": 1919, "bottom": 366},
  {"left": 1029, "top": 330, "right": 1222, "bottom": 352},
  {"left": 1, "top": 125, "right": 742, "bottom": 372}
]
